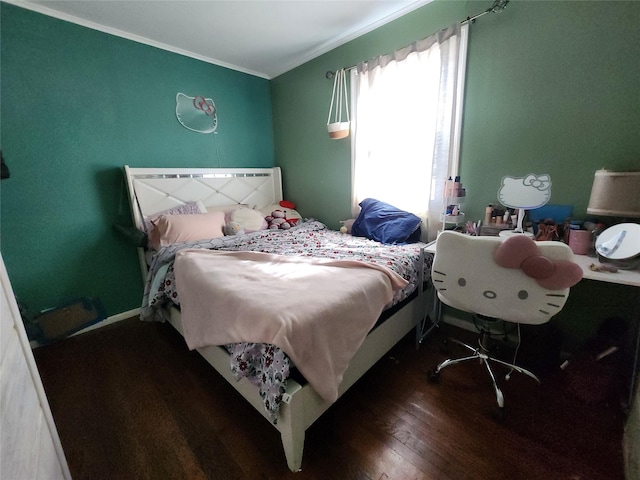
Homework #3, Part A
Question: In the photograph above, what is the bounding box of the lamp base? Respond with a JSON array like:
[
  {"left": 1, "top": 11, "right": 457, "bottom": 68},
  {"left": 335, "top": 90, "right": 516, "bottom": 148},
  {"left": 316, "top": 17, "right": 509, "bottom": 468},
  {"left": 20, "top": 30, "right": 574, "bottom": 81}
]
[{"left": 596, "top": 253, "right": 640, "bottom": 271}]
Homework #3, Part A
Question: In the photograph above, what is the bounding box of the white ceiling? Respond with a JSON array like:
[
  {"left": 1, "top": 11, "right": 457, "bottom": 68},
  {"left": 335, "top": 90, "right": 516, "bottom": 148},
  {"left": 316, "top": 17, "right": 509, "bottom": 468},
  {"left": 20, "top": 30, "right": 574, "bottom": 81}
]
[{"left": 9, "top": 0, "right": 433, "bottom": 79}]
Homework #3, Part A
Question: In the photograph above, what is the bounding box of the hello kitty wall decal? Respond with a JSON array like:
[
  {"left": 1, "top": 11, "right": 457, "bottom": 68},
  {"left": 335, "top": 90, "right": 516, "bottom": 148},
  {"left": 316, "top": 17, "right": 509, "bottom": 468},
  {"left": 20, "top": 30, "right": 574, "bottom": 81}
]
[{"left": 176, "top": 93, "right": 218, "bottom": 133}]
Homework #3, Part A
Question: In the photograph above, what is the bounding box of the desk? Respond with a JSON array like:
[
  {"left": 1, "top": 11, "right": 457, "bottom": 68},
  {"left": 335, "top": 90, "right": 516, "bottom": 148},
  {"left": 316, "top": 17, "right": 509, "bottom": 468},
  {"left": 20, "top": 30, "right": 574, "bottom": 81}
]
[
  {"left": 571, "top": 254, "right": 640, "bottom": 287},
  {"left": 422, "top": 240, "right": 640, "bottom": 408},
  {"left": 572, "top": 254, "right": 640, "bottom": 410}
]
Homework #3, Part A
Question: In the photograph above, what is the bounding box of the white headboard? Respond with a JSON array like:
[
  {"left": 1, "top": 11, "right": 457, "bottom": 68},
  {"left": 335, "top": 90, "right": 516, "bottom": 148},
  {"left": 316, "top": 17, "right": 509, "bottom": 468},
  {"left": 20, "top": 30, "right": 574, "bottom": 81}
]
[
  {"left": 123, "top": 166, "right": 283, "bottom": 278},
  {"left": 124, "top": 166, "right": 283, "bottom": 230}
]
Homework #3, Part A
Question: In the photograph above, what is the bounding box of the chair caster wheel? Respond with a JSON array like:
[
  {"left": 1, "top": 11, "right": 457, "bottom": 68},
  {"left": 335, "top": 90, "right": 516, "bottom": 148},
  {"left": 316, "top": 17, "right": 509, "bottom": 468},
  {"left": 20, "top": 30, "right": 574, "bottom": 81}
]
[
  {"left": 439, "top": 339, "right": 450, "bottom": 354},
  {"left": 491, "top": 405, "right": 505, "bottom": 421},
  {"left": 427, "top": 370, "right": 440, "bottom": 383}
]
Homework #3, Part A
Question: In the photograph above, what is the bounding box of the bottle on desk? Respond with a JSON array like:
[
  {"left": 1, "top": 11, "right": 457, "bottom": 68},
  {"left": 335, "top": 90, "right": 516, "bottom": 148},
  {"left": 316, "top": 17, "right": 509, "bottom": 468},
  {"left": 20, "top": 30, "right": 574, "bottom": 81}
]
[{"left": 484, "top": 205, "right": 493, "bottom": 225}]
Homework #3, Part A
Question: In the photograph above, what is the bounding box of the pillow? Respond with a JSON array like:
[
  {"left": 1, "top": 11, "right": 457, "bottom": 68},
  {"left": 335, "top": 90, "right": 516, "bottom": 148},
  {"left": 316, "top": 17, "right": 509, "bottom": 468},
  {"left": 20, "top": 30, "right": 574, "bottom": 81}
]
[
  {"left": 205, "top": 204, "right": 247, "bottom": 214},
  {"left": 143, "top": 201, "right": 206, "bottom": 233},
  {"left": 149, "top": 212, "right": 226, "bottom": 250},
  {"left": 228, "top": 207, "right": 268, "bottom": 233},
  {"left": 351, "top": 198, "right": 421, "bottom": 244}
]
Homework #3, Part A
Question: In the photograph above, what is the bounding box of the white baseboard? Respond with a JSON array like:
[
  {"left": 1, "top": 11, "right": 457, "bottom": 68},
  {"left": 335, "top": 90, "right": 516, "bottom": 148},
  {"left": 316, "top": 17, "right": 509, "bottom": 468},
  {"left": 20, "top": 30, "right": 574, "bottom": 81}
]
[
  {"left": 71, "top": 309, "right": 140, "bottom": 337},
  {"left": 30, "top": 309, "right": 140, "bottom": 349}
]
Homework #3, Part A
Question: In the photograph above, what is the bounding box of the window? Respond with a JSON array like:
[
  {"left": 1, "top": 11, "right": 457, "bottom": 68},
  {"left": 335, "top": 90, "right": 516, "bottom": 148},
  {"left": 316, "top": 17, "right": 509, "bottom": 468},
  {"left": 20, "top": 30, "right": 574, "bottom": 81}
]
[{"left": 351, "top": 23, "right": 468, "bottom": 240}]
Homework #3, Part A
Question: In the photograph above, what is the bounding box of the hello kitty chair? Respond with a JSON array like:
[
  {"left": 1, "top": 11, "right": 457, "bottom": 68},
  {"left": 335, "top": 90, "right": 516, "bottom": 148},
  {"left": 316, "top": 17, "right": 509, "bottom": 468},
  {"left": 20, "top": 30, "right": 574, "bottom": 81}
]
[{"left": 428, "top": 231, "right": 583, "bottom": 415}]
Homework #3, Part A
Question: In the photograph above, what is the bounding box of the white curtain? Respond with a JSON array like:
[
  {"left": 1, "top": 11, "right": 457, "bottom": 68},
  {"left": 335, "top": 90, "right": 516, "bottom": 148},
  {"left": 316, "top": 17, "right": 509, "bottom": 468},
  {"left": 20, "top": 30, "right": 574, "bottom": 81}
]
[{"left": 351, "top": 23, "right": 468, "bottom": 241}]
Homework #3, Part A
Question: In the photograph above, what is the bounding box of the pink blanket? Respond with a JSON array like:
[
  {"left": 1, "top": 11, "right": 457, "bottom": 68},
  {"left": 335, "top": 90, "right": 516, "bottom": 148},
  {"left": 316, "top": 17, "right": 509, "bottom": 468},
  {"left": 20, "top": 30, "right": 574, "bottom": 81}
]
[{"left": 174, "top": 249, "right": 408, "bottom": 402}]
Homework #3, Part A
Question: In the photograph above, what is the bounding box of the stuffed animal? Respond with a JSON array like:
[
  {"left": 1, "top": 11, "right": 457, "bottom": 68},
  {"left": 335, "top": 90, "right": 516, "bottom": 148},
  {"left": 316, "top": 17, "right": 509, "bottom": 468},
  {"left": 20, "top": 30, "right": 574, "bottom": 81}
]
[
  {"left": 223, "top": 221, "right": 245, "bottom": 236},
  {"left": 340, "top": 218, "right": 355, "bottom": 234},
  {"left": 265, "top": 209, "right": 291, "bottom": 230}
]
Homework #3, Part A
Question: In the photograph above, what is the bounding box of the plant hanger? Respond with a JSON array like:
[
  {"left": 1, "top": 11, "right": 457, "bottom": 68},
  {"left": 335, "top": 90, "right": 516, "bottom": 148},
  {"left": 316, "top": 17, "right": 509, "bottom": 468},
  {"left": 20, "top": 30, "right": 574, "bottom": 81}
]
[{"left": 326, "top": 68, "right": 350, "bottom": 139}]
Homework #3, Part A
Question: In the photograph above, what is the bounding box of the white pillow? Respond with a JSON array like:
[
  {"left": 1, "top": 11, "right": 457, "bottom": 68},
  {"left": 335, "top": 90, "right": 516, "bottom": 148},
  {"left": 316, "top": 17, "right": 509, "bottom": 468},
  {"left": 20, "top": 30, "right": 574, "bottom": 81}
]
[
  {"left": 229, "top": 208, "right": 267, "bottom": 232},
  {"left": 205, "top": 204, "right": 247, "bottom": 214}
]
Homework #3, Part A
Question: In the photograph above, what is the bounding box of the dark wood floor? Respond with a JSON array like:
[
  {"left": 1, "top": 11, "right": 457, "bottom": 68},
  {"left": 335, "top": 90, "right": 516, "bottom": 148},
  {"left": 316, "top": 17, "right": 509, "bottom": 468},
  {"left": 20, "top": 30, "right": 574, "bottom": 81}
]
[{"left": 33, "top": 318, "right": 626, "bottom": 480}]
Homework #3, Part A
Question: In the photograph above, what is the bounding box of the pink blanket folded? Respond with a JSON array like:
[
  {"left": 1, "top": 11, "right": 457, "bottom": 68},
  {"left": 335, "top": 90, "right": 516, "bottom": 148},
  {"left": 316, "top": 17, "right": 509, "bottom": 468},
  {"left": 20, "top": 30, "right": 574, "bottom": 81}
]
[{"left": 174, "top": 249, "right": 408, "bottom": 402}]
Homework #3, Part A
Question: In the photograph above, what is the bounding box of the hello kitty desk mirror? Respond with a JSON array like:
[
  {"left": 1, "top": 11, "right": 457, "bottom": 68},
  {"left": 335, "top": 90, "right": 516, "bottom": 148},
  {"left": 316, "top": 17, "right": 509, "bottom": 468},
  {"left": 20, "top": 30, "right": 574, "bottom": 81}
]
[{"left": 497, "top": 173, "right": 551, "bottom": 238}]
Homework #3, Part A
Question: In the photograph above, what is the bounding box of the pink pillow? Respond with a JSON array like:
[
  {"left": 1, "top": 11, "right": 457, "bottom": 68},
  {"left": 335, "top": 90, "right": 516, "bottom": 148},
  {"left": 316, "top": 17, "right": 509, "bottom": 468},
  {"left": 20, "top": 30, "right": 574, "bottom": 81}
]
[
  {"left": 149, "top": 212, "right": 225, "bottom": 250},
  {"left": 143, "top": 201, "right": 205, "bottom": 233}
]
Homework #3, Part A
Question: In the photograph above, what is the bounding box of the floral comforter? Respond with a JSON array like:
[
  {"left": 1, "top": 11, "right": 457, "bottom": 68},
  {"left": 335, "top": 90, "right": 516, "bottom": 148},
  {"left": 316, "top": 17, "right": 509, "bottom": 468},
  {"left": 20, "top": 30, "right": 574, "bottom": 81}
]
[{"left": 140, "top": 220, "right": 431, "bottom": 423}]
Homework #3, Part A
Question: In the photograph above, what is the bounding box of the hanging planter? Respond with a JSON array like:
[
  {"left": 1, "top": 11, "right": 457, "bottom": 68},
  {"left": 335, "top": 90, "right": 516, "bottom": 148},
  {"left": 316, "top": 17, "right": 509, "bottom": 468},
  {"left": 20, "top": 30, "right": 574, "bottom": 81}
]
[{"left": 327, "top": 69, "right": 350, "bottom": 139}]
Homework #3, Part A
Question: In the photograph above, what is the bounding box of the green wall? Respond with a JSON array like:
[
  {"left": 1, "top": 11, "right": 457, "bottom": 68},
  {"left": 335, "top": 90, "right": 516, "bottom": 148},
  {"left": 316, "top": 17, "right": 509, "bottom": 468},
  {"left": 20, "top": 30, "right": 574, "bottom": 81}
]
[
  {"left": 271, "top": 0, "right": 640, "bottom": 347},
  {"left": 272, "top": 0, "right": 640, "bottom": 228},
  {"left": 460, "top": 0, "right": 640, "bottom": 223},
  {"left": 0, "top": 3, "right": 274, "bottom": 316}
]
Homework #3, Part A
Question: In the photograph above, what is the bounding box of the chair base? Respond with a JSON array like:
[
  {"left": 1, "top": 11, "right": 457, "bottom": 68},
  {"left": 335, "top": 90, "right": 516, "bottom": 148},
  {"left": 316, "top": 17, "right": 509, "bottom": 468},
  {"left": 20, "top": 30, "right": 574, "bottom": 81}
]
[{"left": 428, "top": 335, "right": 541, "bottom": 412}]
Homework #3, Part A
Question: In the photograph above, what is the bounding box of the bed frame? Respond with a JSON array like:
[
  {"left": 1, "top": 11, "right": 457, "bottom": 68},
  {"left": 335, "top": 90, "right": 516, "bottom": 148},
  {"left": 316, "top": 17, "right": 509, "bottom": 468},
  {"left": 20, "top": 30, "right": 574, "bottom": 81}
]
[{"left": 124, "top": 165, "right": 427, "bottom": 471}]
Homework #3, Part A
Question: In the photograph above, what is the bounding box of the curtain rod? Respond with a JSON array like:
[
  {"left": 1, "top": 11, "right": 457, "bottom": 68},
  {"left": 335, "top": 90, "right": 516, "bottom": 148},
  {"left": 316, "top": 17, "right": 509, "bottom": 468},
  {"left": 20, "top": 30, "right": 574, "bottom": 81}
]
[
  {"left": 462, "top": 0, "right": 509, "bottom": 24},
  {"left": 325, "top": 0, "right": 509, "bottom": 80}
]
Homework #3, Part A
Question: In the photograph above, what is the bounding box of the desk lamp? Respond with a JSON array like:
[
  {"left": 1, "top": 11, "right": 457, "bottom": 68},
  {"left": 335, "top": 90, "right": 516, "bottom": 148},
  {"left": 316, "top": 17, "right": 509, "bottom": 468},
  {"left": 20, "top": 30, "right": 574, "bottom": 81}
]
[{"left": 587, "top": 170, "right": 640, "bottom": 269}]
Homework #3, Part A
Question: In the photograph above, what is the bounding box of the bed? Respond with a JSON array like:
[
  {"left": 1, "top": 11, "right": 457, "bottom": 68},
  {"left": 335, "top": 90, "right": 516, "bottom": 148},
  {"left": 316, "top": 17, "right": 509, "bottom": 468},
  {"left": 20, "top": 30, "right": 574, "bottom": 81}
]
[{"left": 123, "top": 165, "right": 434, "bottom": 471}]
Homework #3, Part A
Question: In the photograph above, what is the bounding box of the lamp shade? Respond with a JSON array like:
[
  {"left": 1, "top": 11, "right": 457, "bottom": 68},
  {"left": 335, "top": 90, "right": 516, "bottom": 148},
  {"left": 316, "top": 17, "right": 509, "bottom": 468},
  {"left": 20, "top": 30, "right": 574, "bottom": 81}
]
[{"left": 586, "top": 170, "right": 640, "bottom": 218}]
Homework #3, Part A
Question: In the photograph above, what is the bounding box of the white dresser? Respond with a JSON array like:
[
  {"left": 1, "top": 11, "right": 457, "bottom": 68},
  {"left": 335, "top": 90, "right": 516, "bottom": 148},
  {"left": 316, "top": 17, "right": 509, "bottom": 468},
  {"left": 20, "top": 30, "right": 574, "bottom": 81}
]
[{"left": 1, "top": 254, "right": 71, "bottom": 479}]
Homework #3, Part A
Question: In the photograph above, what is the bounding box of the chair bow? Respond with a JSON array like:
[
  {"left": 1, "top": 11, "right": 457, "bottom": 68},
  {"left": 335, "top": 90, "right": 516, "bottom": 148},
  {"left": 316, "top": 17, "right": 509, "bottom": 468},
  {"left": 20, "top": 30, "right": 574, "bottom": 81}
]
[{"left": 493, "top": 235, "right": 583, "bottom": 290}]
